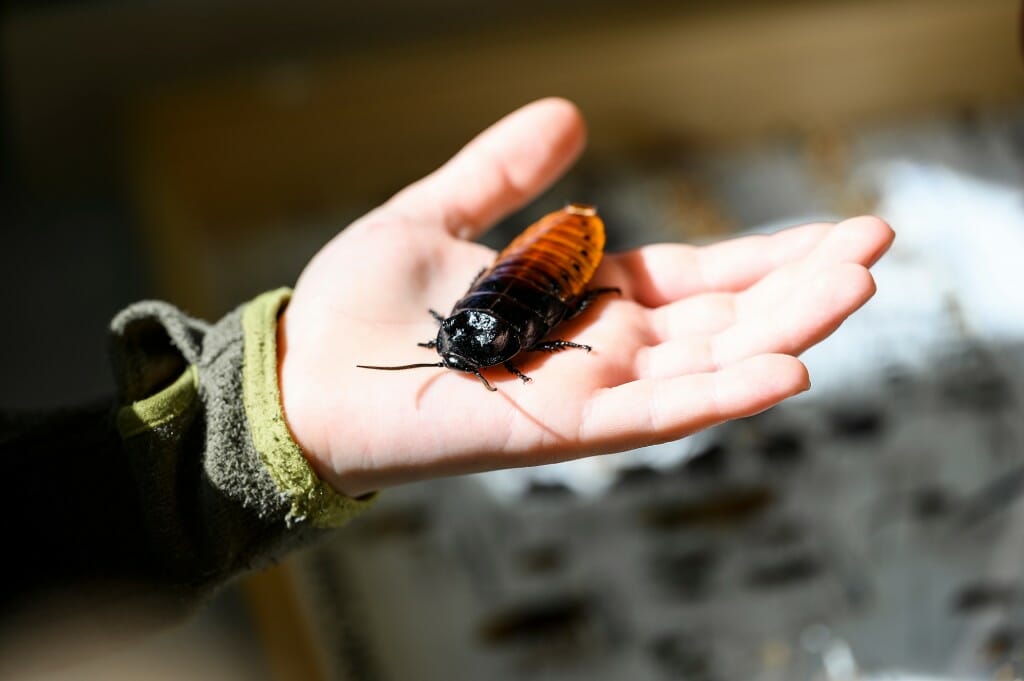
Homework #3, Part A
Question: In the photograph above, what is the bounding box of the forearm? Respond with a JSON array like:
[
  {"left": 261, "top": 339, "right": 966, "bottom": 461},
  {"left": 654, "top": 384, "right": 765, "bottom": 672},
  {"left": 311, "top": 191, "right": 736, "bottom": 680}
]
[
  {"left": 0, "top": 289, "right": 374, "bottom": 632},
  {"left": 2, "top": 401, "right": 151, "bottom": 619}
]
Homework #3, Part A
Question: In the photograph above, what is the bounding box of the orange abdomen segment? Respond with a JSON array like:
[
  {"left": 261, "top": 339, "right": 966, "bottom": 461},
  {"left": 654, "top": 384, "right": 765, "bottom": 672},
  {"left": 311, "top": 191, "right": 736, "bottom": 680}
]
[{"left": 489, "top": 203, "right": 606, "bottom": 302}]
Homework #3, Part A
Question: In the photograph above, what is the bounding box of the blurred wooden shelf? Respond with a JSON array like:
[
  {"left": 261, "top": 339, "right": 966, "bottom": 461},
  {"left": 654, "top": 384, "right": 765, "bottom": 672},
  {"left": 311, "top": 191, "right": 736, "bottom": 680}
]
[{"left": 128, "top": 0, "right": 1022, "bottom": 316}]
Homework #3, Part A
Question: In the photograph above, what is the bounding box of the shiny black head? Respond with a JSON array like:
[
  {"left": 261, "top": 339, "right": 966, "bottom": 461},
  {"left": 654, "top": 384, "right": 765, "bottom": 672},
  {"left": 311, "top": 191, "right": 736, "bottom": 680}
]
[
  {"left": 356, "top": 309, "right": 521, "bottom": 391},
  {"left": 436, "top": 310, "right": 520, "bottom": 372}
]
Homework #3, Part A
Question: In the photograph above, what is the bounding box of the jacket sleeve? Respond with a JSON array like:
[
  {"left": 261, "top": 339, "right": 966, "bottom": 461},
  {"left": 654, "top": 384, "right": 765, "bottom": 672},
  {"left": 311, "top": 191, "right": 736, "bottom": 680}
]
[{"left": 1, "top": 288, "right": 374, "bottom": 630}]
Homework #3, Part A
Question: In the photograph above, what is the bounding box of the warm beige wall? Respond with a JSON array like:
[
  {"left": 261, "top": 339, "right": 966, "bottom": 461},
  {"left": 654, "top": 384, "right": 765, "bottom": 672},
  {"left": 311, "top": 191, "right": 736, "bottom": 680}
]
[
  {"left": 131, "top": 0, "right": 1022, "bottom": 230},
  {"left": 104, "top": 0, "right": 1024, "bottom": 315}
]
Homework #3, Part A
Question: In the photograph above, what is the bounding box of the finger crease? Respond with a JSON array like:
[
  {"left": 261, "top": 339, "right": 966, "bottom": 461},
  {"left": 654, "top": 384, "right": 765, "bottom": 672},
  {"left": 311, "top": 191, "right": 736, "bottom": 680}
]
[{"left": 706, "top": 336, "right": 724, "bottom": 372}]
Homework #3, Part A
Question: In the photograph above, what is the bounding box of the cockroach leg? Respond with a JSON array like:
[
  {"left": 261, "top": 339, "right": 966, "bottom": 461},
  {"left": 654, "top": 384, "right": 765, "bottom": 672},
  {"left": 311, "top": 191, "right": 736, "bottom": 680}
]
[
  {"left": 531, "top": 340, "right": 592, "bottom": 353},
  {"left": 503, "top": 362, "right": 533, "bottom": 383},
  {"left": 474, "top": 371, "right": 497, "bottom": 392},
  {"left": 567, "top": 287, "right": 622, "bottom": 320},
  {"left": 361, "top": 205, "right": 611, "bottom": 393}
]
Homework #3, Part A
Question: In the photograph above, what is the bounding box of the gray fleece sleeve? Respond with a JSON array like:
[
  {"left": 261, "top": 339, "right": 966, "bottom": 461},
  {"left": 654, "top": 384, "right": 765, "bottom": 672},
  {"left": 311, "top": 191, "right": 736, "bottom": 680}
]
[
  {"left": 0, "top": 289, "right": 372, "bottom": 636},
  {"left": 110, "top": 288, "right": 373, "bottom": 593}
]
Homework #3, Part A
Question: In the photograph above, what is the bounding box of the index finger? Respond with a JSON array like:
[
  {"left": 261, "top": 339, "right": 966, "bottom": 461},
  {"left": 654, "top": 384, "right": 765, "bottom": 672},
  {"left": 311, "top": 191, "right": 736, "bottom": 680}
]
[{"left": 384, "top": 98, "right": 587, "bottom": 240}]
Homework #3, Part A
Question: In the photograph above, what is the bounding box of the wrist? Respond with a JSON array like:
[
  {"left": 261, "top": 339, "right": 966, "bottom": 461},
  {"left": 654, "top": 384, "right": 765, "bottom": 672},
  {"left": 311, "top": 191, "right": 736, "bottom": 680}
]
[
  {"left": 243, "top": 289, "right": 376, "bottom": 523},
  {"left": 275, "top": 301, "right": 377, "bottom": 499}
]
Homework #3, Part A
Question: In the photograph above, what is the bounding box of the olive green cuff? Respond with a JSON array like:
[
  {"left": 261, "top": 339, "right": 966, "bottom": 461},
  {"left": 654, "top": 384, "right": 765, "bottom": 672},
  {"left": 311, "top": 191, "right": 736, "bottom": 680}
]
[
  {"left": 116, "top": 364, "right": 199, "bottom": 439},
  {"left": 241, "top": 288, "right": 375, "bottom": 528}
]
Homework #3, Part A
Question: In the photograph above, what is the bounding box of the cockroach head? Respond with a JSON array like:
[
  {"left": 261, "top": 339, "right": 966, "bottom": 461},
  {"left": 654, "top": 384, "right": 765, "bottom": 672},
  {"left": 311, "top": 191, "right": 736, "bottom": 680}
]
[{"left": 437, "top": 310, "right": 520, "bottom": 370}]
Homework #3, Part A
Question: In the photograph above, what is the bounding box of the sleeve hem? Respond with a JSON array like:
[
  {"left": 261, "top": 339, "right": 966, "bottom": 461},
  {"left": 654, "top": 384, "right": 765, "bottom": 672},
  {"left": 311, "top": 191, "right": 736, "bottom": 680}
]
[
  {"left": 241, "top": 288, "right": 376, "bottom": 528},
  {"left": 116, "top": 364, "right": 199, "bottom": 439}
]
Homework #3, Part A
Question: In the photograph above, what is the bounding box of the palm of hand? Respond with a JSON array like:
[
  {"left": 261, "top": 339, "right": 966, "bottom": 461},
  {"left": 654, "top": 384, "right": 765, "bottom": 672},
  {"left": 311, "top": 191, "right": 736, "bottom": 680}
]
[{"left": 278, "top": 100, "right": 893, "bottom": 497}]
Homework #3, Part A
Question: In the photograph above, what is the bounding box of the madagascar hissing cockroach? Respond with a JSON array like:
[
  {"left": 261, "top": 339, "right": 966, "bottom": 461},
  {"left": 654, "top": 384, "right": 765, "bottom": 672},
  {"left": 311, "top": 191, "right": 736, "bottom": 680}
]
[{"left": 357, "top": 202, "right": 620, "bottom": 391}]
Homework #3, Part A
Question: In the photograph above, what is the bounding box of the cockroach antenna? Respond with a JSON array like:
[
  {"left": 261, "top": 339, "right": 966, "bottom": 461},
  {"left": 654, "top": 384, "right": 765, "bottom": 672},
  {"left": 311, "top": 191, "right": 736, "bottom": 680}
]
[{"left": 356, "top": 362, "right": 445, "bottom": 371}]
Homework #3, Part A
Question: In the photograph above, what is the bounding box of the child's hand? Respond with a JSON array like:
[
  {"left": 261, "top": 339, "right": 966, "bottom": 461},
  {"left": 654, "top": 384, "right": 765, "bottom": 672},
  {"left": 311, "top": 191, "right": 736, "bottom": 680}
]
[{"left": 278, "top": 98, "right": 894, "bottom": 497}]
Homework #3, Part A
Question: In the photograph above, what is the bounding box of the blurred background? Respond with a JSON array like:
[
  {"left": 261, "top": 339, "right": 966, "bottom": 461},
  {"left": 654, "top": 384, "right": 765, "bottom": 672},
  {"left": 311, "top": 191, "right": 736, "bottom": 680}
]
[{"left": 4, "top": 0, "right": 1024, "bottom": 679}]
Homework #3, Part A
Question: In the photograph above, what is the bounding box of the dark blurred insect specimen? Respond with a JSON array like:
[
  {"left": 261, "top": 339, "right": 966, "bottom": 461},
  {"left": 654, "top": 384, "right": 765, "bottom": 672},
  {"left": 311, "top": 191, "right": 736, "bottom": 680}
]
[
  {"left": 638, "top": 484, "right": 778, "bottom": 530},
  {"left": 358, "top": 203, "right": 620, "bottom": 390},
  {"left": 648, "top": 633, "right": 714, "bottom": 680},
  {"left": 478, "top": 592, "right": 596, "bottom": 648},
  {"left": 744, "top": 552, "right": 823, "bottom": 589},
  {"left": 649, "top": 545, "right": 719, "bottom": 601}
]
